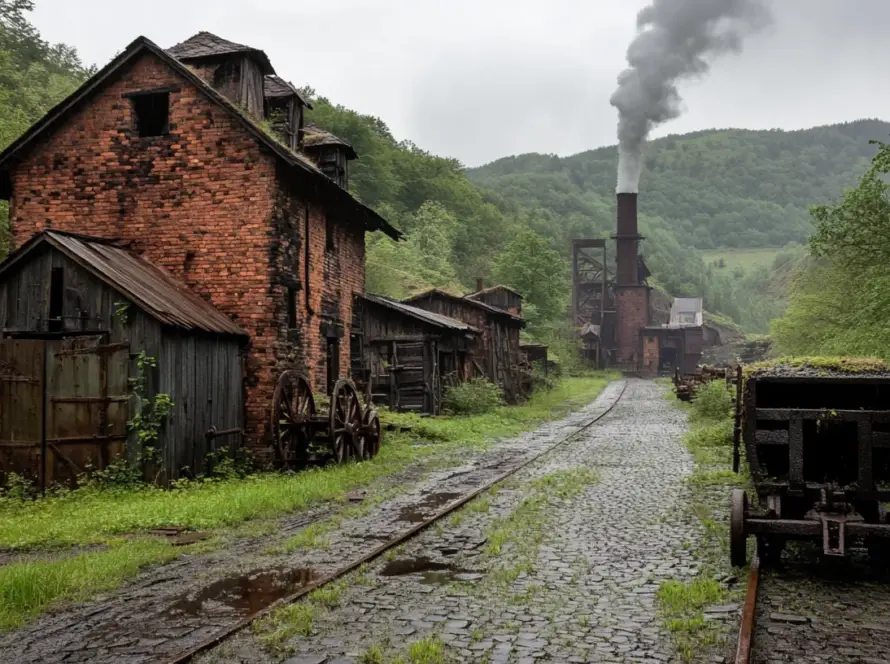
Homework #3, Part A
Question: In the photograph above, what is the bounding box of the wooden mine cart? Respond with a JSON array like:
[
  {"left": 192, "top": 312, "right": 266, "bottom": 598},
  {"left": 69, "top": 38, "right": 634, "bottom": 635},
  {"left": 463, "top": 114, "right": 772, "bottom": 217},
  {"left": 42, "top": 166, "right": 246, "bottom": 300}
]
[
  {"left": 270, "top": 372, "right": 381, "bottom": 470},
  {"left": 730, "top": 362, "right": 890, "bottom": 566}
]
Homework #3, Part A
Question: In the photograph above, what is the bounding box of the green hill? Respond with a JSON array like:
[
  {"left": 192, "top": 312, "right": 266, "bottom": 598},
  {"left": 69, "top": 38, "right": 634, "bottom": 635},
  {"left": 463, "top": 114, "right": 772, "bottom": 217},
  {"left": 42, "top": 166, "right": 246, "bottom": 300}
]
[{"left": 468, "top": 121, "right": 889, "bottom": 250}]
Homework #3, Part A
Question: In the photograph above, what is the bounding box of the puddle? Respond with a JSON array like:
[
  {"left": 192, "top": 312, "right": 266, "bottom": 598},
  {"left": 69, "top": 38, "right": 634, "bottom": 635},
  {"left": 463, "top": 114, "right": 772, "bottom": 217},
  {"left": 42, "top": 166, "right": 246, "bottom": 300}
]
[
  {"left": 169, "top": 567, "right": 317, "bottom": 616},
  {"left": 379, "top": 557, "right": 480, "bottom": 585},
  {"left": 397, "top": 491, "right": 462, "bottom": 523}
]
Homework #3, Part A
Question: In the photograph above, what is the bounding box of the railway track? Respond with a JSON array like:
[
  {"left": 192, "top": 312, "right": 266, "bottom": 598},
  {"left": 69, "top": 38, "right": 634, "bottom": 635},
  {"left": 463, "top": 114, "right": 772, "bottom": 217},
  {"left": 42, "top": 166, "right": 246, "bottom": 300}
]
[
  {"left": 734, "top": 552, "right": 890, "bottom": 663},
  {"left": 161, "top": 380, "right": 630, "bottom": 664}
]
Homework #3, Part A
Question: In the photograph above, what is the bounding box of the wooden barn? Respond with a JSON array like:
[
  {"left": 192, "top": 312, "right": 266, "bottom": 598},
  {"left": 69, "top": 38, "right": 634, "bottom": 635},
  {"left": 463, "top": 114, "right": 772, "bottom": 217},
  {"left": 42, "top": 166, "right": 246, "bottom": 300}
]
[
  {"left": 402, "top": 289, "right": 526, "bottom": 402},
  {"left": 0, "top": 231, "right": 247, "bottom": 489},
  {"left": 351, "top": 294, "right": 478, "bottom": 414}
]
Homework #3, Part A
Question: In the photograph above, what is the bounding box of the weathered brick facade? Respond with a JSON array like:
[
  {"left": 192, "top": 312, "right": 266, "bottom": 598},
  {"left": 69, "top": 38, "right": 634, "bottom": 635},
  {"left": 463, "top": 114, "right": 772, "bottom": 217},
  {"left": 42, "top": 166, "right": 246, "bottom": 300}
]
[
  {"left": 3, "top": 41, "right": 382, "bottom": 452},
  {"left": 615, "top": 286, "right": 650, "bottom": 367}
]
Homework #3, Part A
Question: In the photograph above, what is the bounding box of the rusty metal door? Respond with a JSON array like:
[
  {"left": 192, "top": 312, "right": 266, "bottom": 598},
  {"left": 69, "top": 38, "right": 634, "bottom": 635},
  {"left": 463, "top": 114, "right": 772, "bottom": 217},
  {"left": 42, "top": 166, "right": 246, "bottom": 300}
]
[
  {"left": 0, "top": 340, "right": 45, "bottom": 487},
  {"left": 44, "top": 336, "right": 130, "bottom": 487}
]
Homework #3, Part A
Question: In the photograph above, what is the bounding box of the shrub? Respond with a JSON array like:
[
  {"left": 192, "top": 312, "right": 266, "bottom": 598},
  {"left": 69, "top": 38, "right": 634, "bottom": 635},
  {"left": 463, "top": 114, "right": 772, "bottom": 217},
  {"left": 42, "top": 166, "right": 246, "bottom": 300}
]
[
  {"left": 442, "top": 378, "right": 504, "bottom": 415},
  {"left": 689, "top": 381, "right": 734, "bottom": 422}
]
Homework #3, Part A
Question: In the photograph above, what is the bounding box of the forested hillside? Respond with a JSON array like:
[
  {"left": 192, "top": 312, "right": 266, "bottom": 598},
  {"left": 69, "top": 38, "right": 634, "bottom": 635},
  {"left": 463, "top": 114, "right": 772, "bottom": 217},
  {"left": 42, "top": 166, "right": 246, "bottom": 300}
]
[{"left": 469, "top": 122, "right": 889, "bottom": 250}]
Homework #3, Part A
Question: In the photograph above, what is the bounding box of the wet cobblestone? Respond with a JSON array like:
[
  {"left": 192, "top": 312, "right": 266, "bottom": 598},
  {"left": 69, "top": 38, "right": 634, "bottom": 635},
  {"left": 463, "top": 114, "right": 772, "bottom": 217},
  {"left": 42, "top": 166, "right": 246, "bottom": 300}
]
[
  {"left": 203, "top": 379, "right": 702, "bottom": 663},
  {"left": 0, "top": 382, "right": 625, "bottom": 664}
]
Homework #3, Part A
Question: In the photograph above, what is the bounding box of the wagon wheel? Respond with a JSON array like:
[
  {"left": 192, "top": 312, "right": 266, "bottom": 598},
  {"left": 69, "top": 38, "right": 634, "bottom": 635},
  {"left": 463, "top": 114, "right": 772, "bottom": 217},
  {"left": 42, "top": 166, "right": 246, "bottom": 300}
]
[
  {"left": 331, "top": 379, "right": 363, "bottom": 463},
  {"left": 361, "top": 406, "right": 381, "bottom": 460},
  {"left": 271, "top": 371, "right": 315, "bottom": 469},
  {"left": 730, "top": 489, "right": 748, "bottom": 568}
]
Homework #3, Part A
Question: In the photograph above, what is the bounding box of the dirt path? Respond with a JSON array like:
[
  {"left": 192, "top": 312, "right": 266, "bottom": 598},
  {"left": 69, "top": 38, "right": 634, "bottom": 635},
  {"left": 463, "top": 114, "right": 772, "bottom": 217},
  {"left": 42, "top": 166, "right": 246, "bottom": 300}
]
[{"left": 0, "top": 382, "right": 625, "bottom": 664}]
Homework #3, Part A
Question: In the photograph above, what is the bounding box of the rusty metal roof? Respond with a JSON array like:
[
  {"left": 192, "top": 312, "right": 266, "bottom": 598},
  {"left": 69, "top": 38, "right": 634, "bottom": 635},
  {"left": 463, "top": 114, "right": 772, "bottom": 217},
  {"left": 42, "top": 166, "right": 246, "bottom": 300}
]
[
  {"left": 168, "top": 31, "right": 274, "bottom": 74},
  {"left": 302, "top": 124, "right": 357, "bottom": 159},
  {"left": 0, "top": 231, "right": 247, "bottom": 337},
  {"left": 263, "top": 75, "right": 312, "bottom": 108},
  {"left": 361, "top": 294, "right": 479, "bottom": 334}
]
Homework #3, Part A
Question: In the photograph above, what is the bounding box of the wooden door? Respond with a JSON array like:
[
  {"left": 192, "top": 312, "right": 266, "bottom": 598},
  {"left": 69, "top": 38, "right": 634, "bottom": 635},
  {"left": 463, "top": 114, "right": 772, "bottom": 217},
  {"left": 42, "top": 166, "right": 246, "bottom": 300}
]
[
  {"left": 44, "top": 336, "right": 130, "bottom": 486},
  {"left": 0, "top": 340, "right": 45, "bottom": 488}
]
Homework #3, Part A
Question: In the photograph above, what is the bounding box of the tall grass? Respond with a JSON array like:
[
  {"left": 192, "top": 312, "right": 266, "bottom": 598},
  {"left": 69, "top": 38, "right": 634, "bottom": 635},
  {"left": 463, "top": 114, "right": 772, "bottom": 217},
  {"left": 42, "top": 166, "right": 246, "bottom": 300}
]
[
  {"left": 0, "top": 374, "right": 616, "bottom": 550},
  {"left": 0, "top": 539, "right": 180, "bottom": 630}
]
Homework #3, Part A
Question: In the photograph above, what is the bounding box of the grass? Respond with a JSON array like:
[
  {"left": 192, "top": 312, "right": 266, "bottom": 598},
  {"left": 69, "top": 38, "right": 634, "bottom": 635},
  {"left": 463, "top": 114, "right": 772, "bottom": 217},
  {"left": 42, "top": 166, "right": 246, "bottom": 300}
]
[
  {"left": 0, "top": 538, "right": 181, "bottom": 630},
  {"left": 254, "top": 603, "right": 316, "bottom": 650},
  {"left": 269, "top": 521, "right": 334, "bottom": 554},
  {"left": 0, "top": 373, "right": 616, "bottom": 551},
  {"left": 407, "top": 635, "right": 447, "bottom": 664},
  {"left": 657, "top": 578, "right": 726, "bottom": 662}
]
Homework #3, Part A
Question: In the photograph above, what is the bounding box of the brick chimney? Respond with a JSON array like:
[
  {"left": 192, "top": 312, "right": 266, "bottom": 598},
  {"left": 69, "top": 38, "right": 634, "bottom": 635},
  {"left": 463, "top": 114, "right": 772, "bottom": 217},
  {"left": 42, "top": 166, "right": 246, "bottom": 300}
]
[{"left": 614, "top": 193, "right": 640, "bottom": 286}]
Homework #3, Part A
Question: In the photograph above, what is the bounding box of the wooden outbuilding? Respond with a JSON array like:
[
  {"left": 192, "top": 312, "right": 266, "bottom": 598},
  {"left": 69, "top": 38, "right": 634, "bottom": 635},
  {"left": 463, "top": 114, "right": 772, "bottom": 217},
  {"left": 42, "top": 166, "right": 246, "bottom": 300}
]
[
  {"left": 0, "top": 231, "right": 247, "bottom": 489},
  {"left": 351, "top": 294, "right": 478, "bottom": 414},
  {"left": 402, "top": 289, "right": 526, "bottom": 402}
]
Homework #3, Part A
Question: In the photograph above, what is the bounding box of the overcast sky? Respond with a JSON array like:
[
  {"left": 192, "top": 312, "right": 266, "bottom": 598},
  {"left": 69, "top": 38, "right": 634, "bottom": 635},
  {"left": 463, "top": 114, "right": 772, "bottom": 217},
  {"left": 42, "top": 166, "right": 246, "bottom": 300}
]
[{"left": 29, "top": 0, "right": 890, "bottom": 167}]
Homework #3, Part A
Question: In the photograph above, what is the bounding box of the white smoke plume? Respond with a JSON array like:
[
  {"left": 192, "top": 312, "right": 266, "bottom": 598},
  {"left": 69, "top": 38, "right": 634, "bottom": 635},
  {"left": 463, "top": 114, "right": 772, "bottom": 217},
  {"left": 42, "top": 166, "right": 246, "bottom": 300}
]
[{"left": 610, "top": 0, "right": 772, "bottom": 193}]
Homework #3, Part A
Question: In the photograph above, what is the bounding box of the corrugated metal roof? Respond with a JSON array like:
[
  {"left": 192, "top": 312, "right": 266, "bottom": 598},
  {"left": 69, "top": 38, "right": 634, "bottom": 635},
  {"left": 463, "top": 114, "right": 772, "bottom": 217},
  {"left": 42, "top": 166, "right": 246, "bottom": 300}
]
[
  {"left": 0, "top": 231, "right": 247, "bottom": 337},
  {"left": 361, "top": 294, "right": 478, "bottom": 333}
]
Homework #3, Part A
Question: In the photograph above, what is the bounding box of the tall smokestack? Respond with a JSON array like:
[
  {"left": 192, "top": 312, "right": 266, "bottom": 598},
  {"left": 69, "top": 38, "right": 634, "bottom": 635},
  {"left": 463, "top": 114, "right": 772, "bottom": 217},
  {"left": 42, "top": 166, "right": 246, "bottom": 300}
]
[
  {"left": 615, "top": 193, "right": 640, "bottom": 286},
  {"left": 610, "top": 0, "right": 771, "bottom": 193}
]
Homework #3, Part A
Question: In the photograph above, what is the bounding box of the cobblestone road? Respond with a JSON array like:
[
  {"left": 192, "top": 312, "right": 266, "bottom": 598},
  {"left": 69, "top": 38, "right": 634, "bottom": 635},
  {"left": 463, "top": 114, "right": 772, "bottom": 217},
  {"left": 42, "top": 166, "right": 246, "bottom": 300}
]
[
  {"left": 753, "top": 552, "right": 890, "bottom": 663},
  {"left": 0, "top": 382, "right": 625, "bottom": 664},
  {"left": 202, "top": 379, "right": 703, "bottom": 664}
]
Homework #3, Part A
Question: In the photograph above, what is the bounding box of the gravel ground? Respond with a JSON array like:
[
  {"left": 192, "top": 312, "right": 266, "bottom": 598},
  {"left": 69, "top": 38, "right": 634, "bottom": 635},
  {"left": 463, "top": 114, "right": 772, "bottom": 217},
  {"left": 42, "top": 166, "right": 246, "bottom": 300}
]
[
  {"left": 200, "top": 378, "right": 706, "bottom": 664},
  {"left": 753, "top": 550, "right": 890, "bottom": 663},
  {"left": 0, "top": 382, "right": 625, "bottom": 664}
]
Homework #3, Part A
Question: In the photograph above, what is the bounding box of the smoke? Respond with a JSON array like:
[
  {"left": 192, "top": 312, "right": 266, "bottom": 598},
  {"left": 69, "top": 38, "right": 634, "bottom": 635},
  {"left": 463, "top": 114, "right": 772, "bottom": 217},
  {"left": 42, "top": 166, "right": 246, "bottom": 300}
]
[{"left": 610, "top": 0, "right": 772, "bottom": 193}]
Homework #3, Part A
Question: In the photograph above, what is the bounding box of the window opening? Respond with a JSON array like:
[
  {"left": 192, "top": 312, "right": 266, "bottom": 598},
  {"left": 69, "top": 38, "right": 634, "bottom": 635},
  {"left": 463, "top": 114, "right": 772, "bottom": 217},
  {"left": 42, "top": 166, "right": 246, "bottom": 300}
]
[{"left": 132, "top": 92, "right": 169, "bottom": 137}]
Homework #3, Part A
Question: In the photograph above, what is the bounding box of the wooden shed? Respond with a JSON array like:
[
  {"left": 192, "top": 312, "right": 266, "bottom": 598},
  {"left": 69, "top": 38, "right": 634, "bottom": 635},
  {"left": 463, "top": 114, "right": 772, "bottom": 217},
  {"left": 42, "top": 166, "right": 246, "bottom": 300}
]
[
  {"left": 0, "top": 231, "right": 247, "bottom": 489},
  {"left": 467, "top": 284, "right": 523, "bottom": 317},
  {"left": 402, "top": 289, "right": 526, "bottom": 402},
  {"left": 351, "top": 294, "right": 478, "bottom": 414}
]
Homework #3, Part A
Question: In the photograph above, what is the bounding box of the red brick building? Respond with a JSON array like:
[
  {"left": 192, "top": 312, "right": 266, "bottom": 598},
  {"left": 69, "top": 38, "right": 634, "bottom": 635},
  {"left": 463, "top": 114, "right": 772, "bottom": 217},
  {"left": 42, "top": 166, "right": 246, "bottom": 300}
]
[{"left": 0, "top": 32, "right": 400, "bottom": 451}]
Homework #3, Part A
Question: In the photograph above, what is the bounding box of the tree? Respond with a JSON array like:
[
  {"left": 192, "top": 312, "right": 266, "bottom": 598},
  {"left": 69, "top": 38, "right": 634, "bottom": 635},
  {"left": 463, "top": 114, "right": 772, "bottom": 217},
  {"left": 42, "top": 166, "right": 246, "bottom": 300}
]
[{"left": 492, "top": 230, "right": 569, "bottom": 328}]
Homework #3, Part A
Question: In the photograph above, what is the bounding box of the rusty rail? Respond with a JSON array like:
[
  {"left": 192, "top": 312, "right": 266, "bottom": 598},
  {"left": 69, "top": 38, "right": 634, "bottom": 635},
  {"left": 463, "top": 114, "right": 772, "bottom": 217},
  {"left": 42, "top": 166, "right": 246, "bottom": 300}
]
[
  {"left": 735, "top": 557, "right": 760, "bottom": 664},
  {"left": 165, "top": 381, "right": 629, "bottom": 664}
]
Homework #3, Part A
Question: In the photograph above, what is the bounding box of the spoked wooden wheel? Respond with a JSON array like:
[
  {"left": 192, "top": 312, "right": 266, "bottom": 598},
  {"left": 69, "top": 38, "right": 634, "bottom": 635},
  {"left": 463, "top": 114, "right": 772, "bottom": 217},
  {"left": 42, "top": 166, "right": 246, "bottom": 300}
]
[
  {"left": 331, "top": 379, "right": 363, "bottom": 463},
  {"left": 730, "top": 488, "right": 748, "bottom": 568},
  {"left": 361, "top": 406, "right": 381, "bottom": 460},
  {"left": 271, "top": 371, "right": 315, "bottom": 469}
]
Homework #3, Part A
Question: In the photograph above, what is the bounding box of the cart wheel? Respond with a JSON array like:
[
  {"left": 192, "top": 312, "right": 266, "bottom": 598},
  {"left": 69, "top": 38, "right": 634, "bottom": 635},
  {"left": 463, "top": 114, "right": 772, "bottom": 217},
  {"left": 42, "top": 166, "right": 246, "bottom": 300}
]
[
  {"left": 271, "top": 371, "right": 315, "bottom": 469},
  {"left": 331, "top": 379, "right": 363, "bottom": 463},
  {"left": 730, "top": 489, "right": 748, "bottom": 568},
  {"left": 361, "top": 407, "right": 381, "bottom": 460}
]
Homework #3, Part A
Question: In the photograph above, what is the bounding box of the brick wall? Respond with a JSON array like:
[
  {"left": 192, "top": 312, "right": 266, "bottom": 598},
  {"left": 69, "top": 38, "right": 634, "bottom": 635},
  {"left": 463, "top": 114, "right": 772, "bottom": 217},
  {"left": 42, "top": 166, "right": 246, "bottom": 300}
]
[
  {"left": 615, "top": 287, "right": 649, "bottom": 367},
  {"left": 6, "top": 49, "right": 366, "bottom": 451}
]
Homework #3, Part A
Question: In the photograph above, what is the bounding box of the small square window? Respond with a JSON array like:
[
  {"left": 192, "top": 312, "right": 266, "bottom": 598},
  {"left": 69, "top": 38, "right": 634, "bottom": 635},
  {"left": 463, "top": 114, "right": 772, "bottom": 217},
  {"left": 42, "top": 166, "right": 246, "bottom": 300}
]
[{"left": 132, "top": 92, "right": 169, "bottom": 137}]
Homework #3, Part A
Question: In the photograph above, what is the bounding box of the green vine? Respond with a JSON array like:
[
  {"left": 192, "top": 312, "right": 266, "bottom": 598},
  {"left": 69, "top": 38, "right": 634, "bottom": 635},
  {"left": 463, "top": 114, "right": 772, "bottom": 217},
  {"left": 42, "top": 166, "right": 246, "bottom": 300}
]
[
  {"left": 127, "top": 351, "right": 173, "bottom": 461},
  {"left": 113, "top": 301, "right": 130, "bottom": 325}
]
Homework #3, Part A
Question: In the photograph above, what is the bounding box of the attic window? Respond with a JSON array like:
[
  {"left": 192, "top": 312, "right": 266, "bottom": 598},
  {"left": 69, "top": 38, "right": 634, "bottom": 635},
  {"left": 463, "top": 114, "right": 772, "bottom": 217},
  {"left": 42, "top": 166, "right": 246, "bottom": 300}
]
[
  {"left": 287, "top": 287, "right": 298, "bottom": 328},
  {"left": 132, "top": 92, "right": 169, "bottom": 137}
]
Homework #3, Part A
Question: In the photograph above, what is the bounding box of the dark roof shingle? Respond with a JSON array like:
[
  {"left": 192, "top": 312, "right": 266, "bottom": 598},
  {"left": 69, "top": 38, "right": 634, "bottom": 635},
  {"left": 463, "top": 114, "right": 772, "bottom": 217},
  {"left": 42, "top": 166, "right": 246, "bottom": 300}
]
[
  {"left": 403, "top": 288, "right": 525, "bottom": 326},
  {"left": 263, "top": 75, "right": 312, "bottom": 108},
  {"left": 168, "top": 31, "right": 274, "bottom": 74},
  {"left": 302, "top": 124, "right": 357, "bottom": 159}
]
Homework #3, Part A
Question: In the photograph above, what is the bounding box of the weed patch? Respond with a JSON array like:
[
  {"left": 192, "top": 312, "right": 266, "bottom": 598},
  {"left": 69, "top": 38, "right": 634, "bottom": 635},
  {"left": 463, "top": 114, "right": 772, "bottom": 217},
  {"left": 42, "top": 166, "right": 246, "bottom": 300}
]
[
  {"left": 657, "top": 578, "right": 726, "bottom": 663},
  {"left": 0, "top": 538, "right": 180, "bottom": 630}
]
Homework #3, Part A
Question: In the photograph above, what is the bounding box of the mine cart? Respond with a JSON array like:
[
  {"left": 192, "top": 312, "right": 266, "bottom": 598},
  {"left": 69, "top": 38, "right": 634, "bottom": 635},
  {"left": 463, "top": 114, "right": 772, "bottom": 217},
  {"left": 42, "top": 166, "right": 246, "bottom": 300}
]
[
  {"left": 270, "top": 372, "right": 381, "bottom": 470},
  {"left": 730, "top": 361, "right": 890, "bottom": 567}
]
